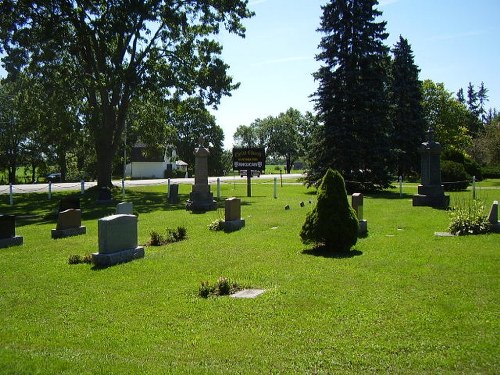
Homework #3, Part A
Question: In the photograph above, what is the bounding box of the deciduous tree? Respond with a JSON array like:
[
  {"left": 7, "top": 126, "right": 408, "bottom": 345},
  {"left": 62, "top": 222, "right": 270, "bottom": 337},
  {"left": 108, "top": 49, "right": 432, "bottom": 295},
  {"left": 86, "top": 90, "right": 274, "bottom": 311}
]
[{"left": 1, "top": 0, "right": 253, "bottom": 187}]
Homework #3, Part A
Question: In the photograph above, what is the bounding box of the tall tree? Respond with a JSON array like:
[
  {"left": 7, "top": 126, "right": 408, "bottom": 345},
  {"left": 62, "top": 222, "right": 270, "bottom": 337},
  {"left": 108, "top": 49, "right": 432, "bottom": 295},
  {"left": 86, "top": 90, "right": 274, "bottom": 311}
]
[
  {"left": 1, "top": 1, "right": 253, "bottom": 188},
  {"left": 167, "top": 97, "right": 225, "bottom": 176},
  {"left": 421, "top": 80, "right": 471, "bottom": 152},
  {"left": 390, "top": 35, "right": 427, "bottom": 177},
  {"left": 308, "top": 0, "right": 393, "bottom": 190}
]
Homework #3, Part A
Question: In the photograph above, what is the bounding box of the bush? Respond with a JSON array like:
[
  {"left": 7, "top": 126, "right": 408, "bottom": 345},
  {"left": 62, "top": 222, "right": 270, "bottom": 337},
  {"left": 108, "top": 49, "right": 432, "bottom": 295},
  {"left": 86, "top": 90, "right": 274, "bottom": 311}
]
[
  {"left": 198, "top": 276, "right": 243, "bottom": 298},
  {"left": 481, "top": 165, "right": 500, "bottom": 179},
  {"left": 68, "top": 254, "right": 93, "bottom": 265},
  {"left": 149, "top": 231, "right": 164, "bottom": 246},
  {"left": 441, "top": 160, "right": 469, "bottom": 191},
  {"left": 208, "top": 219, "right": 224, "bottom": 231},
  {"left": 149, "top": 227, "right": 187, "bottom": 246},
  {"left": 442, "top": 149, "right": 482, "bottom": 180},
  {"left": 300, "top": 169, "right": 358, "bottom": 252},
  {"left": 448, "top": 199, "right": 490, "bottom": 236}
]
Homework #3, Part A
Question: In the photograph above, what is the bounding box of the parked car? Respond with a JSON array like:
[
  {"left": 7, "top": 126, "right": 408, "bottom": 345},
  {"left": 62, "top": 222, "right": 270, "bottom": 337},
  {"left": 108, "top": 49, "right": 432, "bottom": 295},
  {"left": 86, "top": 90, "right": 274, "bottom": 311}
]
[
  {"left": 46, "top": 172, "right": 62, "bottom": 182},
  {"left": 239, "top": 170, "right": 261, "bottom": 177}
]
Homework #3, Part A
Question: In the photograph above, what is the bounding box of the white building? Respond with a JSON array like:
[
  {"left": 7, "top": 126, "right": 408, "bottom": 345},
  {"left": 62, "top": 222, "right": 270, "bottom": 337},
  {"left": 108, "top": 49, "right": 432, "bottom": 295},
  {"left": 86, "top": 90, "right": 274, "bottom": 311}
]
[{"left": 125, "top": 143, "right": 187, "bottom": 179}]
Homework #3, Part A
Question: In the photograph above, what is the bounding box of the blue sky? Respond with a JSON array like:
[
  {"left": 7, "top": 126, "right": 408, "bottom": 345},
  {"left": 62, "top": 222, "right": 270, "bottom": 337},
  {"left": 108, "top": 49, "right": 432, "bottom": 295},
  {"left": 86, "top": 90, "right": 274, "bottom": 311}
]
[
  {"left": 213, "top": 0, "right": 500, "bottom": 148},
  {"left": 1, "top": 0, "right": 498, "bottom": 150}
]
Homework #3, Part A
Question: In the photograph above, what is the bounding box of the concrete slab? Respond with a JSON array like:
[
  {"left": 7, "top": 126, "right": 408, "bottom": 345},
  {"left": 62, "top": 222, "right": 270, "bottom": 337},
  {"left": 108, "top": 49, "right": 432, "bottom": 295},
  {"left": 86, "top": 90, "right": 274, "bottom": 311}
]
[{"left": 230, "top": 289, "right": 266, "bottom": 299}]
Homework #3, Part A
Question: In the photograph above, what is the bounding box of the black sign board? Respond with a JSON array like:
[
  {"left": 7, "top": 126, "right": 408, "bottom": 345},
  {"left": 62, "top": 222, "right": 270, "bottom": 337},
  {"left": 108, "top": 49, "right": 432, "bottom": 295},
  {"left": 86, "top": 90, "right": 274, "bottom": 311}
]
[{"left": 232, "top": 148, "right": 266, "bottom": 171}]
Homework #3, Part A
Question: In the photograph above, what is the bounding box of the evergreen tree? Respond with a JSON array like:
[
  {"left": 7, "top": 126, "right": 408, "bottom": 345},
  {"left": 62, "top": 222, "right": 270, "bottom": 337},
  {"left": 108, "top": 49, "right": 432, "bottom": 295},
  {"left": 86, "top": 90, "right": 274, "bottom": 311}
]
[
  {"left": 477, "top": 82, "right": 489, "bottom": 124},
  {"left": 307, "top": 0, "right": 393, "bottom": 190},
  {"left": 457, "top": 88, "right": 465, "bottom": 104},
  {"left": 466, "top": 82, "right": 482, "bottom": 137},
  {"left": 390, "top": 36, "right": 427, "bottom": 178},
  {"left": 301, "top": 169, "right": 358, "bottom": 252}
]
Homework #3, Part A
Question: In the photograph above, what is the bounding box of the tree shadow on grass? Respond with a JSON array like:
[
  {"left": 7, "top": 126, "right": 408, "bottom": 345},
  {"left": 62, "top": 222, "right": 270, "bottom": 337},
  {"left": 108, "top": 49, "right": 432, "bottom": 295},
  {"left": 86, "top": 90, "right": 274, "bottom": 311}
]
[
  {"left": 364, "top": 190, "right": 413, "bottom": 200},
  {"left": 302, "top": 246, "right": 363, "bottom": 259}
]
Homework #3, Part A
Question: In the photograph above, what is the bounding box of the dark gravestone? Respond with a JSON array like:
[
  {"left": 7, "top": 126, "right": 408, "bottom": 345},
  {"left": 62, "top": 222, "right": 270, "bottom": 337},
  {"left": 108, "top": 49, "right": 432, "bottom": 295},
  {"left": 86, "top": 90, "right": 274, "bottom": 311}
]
[
  {"left": 168, "top": 184, "right": 179, "bottom": 204},
  {"left": 0, "top": 215, "right": 15, "bottom": 239},
  {"left": 51, "top": 209, "right": 86, "bottom": 239},
  {"left": 412, "top": 128, "right": 450, "bottom": 208},
  {"left": 0, "top": 215, "right": 23, "bottom": 248},
  {"left": 59, "top": 197, "right": 80, "bottom": 212},
  {"left": 186, "top": 137, "right": 216, "bottom": 212}
]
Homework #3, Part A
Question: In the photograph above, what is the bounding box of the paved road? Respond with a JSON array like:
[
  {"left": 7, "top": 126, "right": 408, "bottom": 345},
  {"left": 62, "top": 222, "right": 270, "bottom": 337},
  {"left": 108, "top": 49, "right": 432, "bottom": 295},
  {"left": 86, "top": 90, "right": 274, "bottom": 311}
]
[{"left": 0, "top": 174, "right": 304, "bottom": 195}]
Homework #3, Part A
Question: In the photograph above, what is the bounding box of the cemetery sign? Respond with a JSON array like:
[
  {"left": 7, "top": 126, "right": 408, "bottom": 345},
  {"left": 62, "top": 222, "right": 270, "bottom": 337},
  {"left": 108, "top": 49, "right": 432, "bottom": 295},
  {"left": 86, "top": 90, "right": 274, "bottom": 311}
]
[{"left": 232, "top": 148, "right": 266, "bottom": 172}]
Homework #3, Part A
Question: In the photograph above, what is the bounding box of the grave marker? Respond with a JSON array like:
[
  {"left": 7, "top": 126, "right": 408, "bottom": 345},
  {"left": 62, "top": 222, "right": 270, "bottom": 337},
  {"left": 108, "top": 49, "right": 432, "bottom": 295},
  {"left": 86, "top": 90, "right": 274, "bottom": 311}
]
[
  {"left": 116, "top": 202, "right": 133, "bottom": 215},
  {"left": 92, "top": 214, "right": 144, "bottom": 267},
  {"left": 488, "top": 201, "right": 500, "bottom": 233},
  {"left": 222, "top": 197, "right": 245, "bottom": 232},
  {"left": 0, "top": 215, "right": 23, "bottom": 248},
  {"left": 352, "top": 193, "right": 368, "bottom": 236},
  {"left": 51, "top": 209, "right": 87, "bottom": 239}
]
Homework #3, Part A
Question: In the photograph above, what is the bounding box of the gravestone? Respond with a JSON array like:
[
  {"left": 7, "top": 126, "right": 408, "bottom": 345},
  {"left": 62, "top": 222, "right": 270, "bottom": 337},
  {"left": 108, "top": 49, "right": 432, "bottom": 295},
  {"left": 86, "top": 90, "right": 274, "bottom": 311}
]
[
  {"left": 0, "top": 215, "right": 23, "bottom": 248},
  {"left": 92, "top": 214, "right": 144, "bottom": 267},
  {"left": 168, "top": 184, "right": 179, "bottom": 204},
  {"left": 51, "top": 209, "right": 86, "bottom": 239},
  {"left": 352, "top": 193, "right": 368, "bottom": 236},
  {"left": 186, "top": 137, "right": 217, "bottom": 212},
  {"left": 59, "top": 197, "right": 80, "bottom": 212},
  {"left": 222, "top": 197, "right": 245, "bottom": 232},
  {"left": 412, "top": 128, "right": 450, "bottom": 208},
  {"left": 488, "top": 200, "right": 500, "bottom": 233},
  {"left": 116, "top": 202, "right": 133, "bottom": 215}
]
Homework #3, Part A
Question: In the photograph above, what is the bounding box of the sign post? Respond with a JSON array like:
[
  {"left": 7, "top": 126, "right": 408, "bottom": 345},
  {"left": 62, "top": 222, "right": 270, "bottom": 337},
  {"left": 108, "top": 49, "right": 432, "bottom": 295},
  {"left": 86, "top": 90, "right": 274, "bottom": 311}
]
[{"left": 232, "top": 148, "right": 266, "bottom": 198}]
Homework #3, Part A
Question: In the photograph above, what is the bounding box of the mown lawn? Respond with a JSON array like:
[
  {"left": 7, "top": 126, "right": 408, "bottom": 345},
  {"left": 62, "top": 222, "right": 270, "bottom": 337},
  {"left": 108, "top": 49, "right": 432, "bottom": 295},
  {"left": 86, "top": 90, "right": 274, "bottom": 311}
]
[{"left": 0, "top": 179, "right": 498, "bottom": 374}]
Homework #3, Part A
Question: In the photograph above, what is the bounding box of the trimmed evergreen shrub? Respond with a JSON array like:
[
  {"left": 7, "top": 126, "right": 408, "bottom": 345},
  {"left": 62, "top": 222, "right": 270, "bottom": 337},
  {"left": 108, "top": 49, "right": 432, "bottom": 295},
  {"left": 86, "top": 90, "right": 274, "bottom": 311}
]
[
  {"left": 300, "top": 169, "right": 359, "bottom": 252},
  {"left": 441, "top": 160, "right": 469, "bottom": 191}
]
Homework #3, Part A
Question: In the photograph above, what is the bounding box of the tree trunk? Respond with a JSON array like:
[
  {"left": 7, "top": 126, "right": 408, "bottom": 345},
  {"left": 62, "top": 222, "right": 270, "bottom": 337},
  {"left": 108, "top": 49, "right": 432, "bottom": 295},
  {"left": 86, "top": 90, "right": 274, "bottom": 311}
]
[{"left": 95, "top": 139, "right": 115, "bottom": 188}]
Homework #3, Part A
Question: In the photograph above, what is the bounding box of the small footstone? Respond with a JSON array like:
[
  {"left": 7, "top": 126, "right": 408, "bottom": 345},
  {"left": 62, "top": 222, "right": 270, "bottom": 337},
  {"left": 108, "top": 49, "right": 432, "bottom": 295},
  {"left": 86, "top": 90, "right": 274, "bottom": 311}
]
[
  {"left": 435, "top": 232, "right": 455, "bottom": 237},
  {"left": 230, "top": 289, "right": 266, "bottom": 299}
]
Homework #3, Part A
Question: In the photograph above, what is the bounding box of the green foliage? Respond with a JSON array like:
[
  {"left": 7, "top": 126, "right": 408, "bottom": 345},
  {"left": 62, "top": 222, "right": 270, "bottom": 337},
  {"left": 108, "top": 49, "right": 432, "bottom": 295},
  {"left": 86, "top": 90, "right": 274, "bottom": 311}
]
[
  {"left": 481, "top": 165, "right": 500, "bottom": 179},
  {"left": 308, "top": 0, "right": 393, "bottom": 190},
  {"left": 448, "top": 199, "right": 490, "bottom": 235},
  {"left": 441, "top": 160, "right": 469, "bottom": 191},
  {"left": 390, "top": 36, "right": 427, "bottom": 177},
  {"left": 1, "top": 1, "right": 253, "bottom": 187},
  {"left": 198, "top": 276, "right": 243, "bottom": 298},
  {"left": 208, "top": 218, "right": 224, "bottom": 231},
  {"left": 421, "top": 80, "right": 472, "bottom": 152},
  {"left": 68, "top": 254, "right": 93, "bottom": 265},
  {"left": 442, "top": 149, "right": 482, "bottom": 180},
  {"left": 149, "top": 227, "right": 187, "bottom": 246},
  {"left": 300, "top": 169, "right": 358, "bottom": 252}
]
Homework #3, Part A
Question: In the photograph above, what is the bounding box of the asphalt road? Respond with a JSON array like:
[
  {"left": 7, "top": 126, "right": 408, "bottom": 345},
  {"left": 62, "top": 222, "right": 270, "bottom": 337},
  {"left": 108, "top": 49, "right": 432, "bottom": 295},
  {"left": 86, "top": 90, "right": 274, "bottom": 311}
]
[{"left": 0, "top": 173, "right": 304, "bottom": 195}]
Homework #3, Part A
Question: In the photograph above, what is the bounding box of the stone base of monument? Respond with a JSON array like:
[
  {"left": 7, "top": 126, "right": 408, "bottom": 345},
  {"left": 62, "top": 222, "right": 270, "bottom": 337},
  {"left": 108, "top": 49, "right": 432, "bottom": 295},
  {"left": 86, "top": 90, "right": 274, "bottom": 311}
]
[
  {"left": 0, "top": 236, "right": 23, "bottom": 249},
  {"left": 491, "top": 223, "right": 500, "bottom": 233},
  {"left": 51, "top": 226, "right": 86, "bottom": 239},
  {"left": 222, "top": 219, "right": 245, "bottom": 233},
  {"left": 412, "top": 194, "right": 450, "bottom": 208},
  {"left": 186, "top": 190, "right": 217, "bottom": 212},
  {"left": 92, "top": 246, "right": 145, "bottom": 268},
  {"left": 412, "top": 185, "right": 449, "bottom": 208},
  {"left": 358, "top": 220, "right": 368, "bottom": 236}
]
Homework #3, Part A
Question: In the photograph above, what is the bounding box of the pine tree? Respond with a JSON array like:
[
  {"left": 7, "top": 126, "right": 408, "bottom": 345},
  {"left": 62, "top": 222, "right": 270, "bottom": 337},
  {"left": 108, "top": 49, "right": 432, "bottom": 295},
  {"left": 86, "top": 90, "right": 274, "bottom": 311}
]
[
  {"left": 390, "top": 35, "right": 427, "bottom": 178},
  {"left": 300, "top": 168, "right": 358, "bottom": 252},
  {"left": 307, "top": 0, "right": 393, "bottom": 191}
]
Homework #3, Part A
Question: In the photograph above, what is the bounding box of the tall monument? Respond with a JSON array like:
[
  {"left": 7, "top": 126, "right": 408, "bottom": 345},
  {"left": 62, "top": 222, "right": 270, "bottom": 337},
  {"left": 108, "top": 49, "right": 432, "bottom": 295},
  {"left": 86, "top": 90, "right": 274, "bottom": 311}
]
[
  {"left": 412, "top": 128, "right": 450, "bottom": 208},
  {"left": 186, "top": 137, "right": 217, "bottom": 212}
]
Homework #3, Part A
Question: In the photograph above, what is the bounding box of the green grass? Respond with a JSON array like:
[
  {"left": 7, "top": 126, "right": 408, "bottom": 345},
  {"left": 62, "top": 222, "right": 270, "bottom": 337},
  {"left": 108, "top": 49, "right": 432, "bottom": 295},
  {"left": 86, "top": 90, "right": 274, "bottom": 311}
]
[{"left": 1, "top": 179, "right": 499, "bottom": 374}]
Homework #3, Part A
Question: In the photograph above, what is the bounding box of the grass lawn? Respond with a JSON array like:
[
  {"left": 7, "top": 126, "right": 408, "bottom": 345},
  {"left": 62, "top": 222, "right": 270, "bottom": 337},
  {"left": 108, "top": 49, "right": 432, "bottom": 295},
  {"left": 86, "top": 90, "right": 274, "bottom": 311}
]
[{"left": 1, "top": 179, "right": 499, "bottom": 374}]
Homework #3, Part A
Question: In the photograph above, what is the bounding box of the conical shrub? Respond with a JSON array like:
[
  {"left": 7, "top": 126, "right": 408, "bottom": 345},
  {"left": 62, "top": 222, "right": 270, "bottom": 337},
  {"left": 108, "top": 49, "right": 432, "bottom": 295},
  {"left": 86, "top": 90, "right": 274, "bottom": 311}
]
[{"left": 300, "top": 168, "right": 359, "bottom": 252}]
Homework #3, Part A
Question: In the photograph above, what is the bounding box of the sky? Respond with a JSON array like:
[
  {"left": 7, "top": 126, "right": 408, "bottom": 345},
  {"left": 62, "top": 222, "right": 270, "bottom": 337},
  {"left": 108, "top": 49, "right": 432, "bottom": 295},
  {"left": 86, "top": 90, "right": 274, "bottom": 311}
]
[
  {"left": 212, "top": 0, "right": 500, "bottom": 148},
  {"left": 1, "top": 0, "right": 498, "bottom": 150}
]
